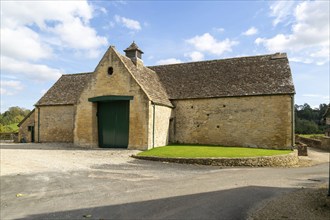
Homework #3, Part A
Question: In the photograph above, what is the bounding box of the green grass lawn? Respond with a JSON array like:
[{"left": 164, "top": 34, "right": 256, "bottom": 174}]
[
  {"left": 0, "top": 123, "right": 19, "bottom": 132},
  {"left": 298, "top": 134, "right": 325, "bottom": 139},
  {"left": 138, "top": 145, "right": 292, "bottom": 158},
  {"left": 8, "top": 123, "right": 19, "bottom": 132}
]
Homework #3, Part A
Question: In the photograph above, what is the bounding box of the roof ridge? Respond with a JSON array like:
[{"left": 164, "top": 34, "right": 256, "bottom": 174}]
[
  {"left": 63, "top": 72, "right": 93, "bottom": 76},
  {"left": 150, "top": 52, "right": 294, "bottom": 99},
  {"left": 148, "top": 53, "right": 287, "bottom": 68},
  {"left": 116, "top": 50, "right": 173, "bottom": 107},
  {"left": 113, "top": 49, "right": 154, "bottom": 103}
]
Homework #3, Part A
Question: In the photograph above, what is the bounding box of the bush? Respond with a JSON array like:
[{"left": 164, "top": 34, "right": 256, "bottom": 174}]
[{"left": 295, "top": 118, "right": 321, "bottom": 134}]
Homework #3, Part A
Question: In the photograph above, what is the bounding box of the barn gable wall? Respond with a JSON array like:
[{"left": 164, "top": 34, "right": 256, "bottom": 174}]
[
  {"left": 18, "top": 110, "right": 35, "bottom": 142},
  {"left": 74, "top": 47, "right": 151, "bottom": 149}
]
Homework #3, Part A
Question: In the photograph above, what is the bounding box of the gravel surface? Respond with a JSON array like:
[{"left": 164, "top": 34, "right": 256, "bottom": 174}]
[
  {"left": 249, "top": 148, "right": 330, "bottom": 220},
  {"left": 1, "top": 143, "right": 329, "bottom": 219},
  {"left": 0, "top": 143, "right": 140, "bottom": 176},
  {"left": 248, "top": 186, "right": 330, "bottom": 220}
]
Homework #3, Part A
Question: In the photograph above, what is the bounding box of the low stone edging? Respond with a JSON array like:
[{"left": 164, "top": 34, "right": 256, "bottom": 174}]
[
  {"left": 132, "top": 151, "right": 298, "bottom": 167},
  {"left": 295, "top": 135, "right": 330, "bottom": 152}
]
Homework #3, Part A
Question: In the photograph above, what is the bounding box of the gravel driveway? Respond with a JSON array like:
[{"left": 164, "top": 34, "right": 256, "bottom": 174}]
[
  {"left": 0, "top": 143, "right": 140, "bottom": 176},
  {"left": 1, "top": 143, "right": 329, "bottom": 220}
]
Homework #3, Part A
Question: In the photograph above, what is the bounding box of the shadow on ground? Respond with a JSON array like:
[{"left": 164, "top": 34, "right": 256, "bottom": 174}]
[{"left": 17, "top": 186, "right": 293, "bottom": 220}]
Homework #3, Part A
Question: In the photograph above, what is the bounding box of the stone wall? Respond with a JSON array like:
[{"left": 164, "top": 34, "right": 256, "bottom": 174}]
[
  {"left": 74, "top": 47, "right": 150, "bottom": 150},
  {"left": 148, "top": 104, "right": 172, "bottom": 149},
  {"left": 172, "top": 95, "right": 294, "bottom": 149},
  {"left": 36, "top": 105, "right": 74, "bottom": 142},
  {"left": 134, "top": 151, "right": 298, "bottom": 167},
  {"left": 296, "top": 135, "right": 330, "bottom": 152},
  {"left": 18, "top": 110, "right": 35, "bottom": 142}
]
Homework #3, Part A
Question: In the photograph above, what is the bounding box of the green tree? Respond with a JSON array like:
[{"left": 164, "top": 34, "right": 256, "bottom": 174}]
[
  {"left": 0, "top": 106, "right": 31, "bottom": 132},
  {"left": 295, "top": 103, "right": 329, "bottom": 134}
]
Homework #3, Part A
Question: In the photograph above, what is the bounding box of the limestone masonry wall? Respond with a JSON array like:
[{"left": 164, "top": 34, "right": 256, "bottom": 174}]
[
  {"left": 18, "top": 110, "right": 35, "bottom": 142},
  {"left": 148, "top": 104, "right": 172, "bottom": 149},
  {"left": 74, "top": 47, "right": 150, "bottom": 150},
  {"left": 296, "top": 135, "right": 330, "bottom": 152},
  {"left": 37, "top": 105, "right": 74, "bottom": 142},
  {"left": 172, "top": 95, "right": 293, "bottom": 149}
]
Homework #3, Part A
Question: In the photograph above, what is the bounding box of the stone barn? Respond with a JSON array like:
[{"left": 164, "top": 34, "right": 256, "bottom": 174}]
[{"left": 19, "top": 42, "right": 295, "bottom": 150}]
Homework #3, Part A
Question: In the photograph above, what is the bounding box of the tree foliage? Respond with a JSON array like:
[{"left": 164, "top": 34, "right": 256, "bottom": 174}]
[
  {"left": 295, "top": 103, "right": 328, "bottom": 134},
  {"left": 0, "top": 107, "right": 31, "bottom": 132}
]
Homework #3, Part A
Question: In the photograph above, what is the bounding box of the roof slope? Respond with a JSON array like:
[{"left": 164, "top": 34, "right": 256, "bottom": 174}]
[
  {"left": 35, "top": 52, "right": 295, "bottom": 107},
  {"left": 36, "top": 73, "right": 92, "bottom": 106},
  {"left": 17, "top": 109, "right": 35, "bottom": 127},
  {"left": 119, "top": 53, "right": 173, "bottom": 107},
  {"left": 149, "top": 53, "right": 295, "bottom": 99}
]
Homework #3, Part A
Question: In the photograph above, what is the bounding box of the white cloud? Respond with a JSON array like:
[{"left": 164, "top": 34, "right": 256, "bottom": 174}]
[
  {"left": 301, "top": 94, "right": 329, "bottom": 104},
  {"left": 184, "top": 51, "right": 204, "bottom": 62},
  {"left": 289, "top": 57, "right": 313, "bottom": 64},
  {"left": 270, "top": 1, "right": 296, "bottom": 26},
  {"left": 156, "top": 58, "right": 183, "bottom": 65},
  {"left": 51, "top": 17, "right": 107, "bottom": 57},
  {"left": 0, "top": 80, "right": 23, "bottom": 95},
  {"left": 40, "top": 89, "right": 48, "bottom": 95},
  {"left": 186, "top": 33, "right": 238, "bottom": 55},
  {"left": 302, "top": 94, "right": 321, "bottom": 98},
  {"left": 98, "top": 7, "right": 108, "bottom": 14},
  {"left": 242, "top": 27, "right": 258, "bottom": 36},
  {"left": 1, "top": 56, "right": 63, "bottom": 82},
  {"left": 1, "top": 27, "right": 52, "bottom": 61},
  {"left": 0, "top": 88, "right": 9, "bottom": 95},
  {"left": 256, "top": 1, "right": 329, "bottom": 65},
  {"left": 1, "top": 1, "right": 108, "bottom": 59},
  {"left": 114, "top": 15, "right": 141, "bottom": 30},
  {"left": 1, "top": 80, "right": 23, "bottom": 89},
  {"left": 1, "top": 1, "right": 92, "bottom": 28},
  {"left": 213, "top": 27, "right": 225, "bottom": 33}
]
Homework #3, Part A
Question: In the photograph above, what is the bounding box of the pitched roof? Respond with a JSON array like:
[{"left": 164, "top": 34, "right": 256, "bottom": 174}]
[
  {"left": 17, "top": 109, "right": 35, "bottom": 127},
  {"left": 35, "top": 50, "right": 295, "bottom": 108},
  {"left": 118, "top": 52, "right": 173, "bottom": 107},
  {"left": 35, "top": 73, "right": 92, "bottom": 106},
  {"left": 124, "top": 41, "right": 143, "bottom": 53},
  {"left": 149, "top": 53, "right": 295, "bottom": 99}
]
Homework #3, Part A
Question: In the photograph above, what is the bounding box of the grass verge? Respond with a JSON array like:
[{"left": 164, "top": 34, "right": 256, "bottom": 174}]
[
  {"left": 298, "top": 134, "right": 325, "bottom": 139},
  {"left": 137, "top": 145, "right": 292, "bottom": 158}
]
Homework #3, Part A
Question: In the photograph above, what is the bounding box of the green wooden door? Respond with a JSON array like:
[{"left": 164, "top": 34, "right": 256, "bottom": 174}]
[
  {"left": 98, "top": 101, "right": 129, "bottom": 148},
  {"left": 31, "top": 126, "right": 35, "bottom": 142}
]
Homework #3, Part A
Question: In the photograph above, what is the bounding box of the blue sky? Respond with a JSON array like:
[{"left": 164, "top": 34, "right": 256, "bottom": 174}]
[{"left": 1, "top": 0, "right": 329, "bottom": 112}]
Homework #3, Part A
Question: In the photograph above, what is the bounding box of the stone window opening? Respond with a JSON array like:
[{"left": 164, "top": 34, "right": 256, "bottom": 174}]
[{"left": 107, "top": 67, "right": 114, "bottom": 75}]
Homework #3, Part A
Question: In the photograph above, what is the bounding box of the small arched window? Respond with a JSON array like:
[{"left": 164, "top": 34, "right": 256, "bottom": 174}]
[{"left": 107, "top": 67, "right": 114, "bottom": 75}]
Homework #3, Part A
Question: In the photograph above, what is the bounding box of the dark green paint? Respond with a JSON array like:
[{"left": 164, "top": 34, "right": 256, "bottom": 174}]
[
  {"left": 89, "top": 95, "right": 133, "bottom": 102},
  {"left": 31, "top": 126, "right": 35, "bottom": 142},
  {"left": 98, "top": 101, "right": 129, "bottom": 148},
  {"left": 37, "top": 107, "right": 40, "bottom": 143}
]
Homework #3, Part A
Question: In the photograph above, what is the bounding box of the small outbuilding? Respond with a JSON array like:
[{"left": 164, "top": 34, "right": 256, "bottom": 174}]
[{"left": 19, "top": 42, "right": 295, "bottom": 150}]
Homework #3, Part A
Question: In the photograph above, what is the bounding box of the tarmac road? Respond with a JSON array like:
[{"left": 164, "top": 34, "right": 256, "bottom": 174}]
[{"left": 0, "top": 143, "right": 329, "bottom": 219}]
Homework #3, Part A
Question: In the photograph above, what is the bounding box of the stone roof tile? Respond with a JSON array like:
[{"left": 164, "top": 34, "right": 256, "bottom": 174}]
[
  {"left": 119, "top": 54, "right": 173, "bottom": 107},
  {"left": 35, "top": 72, "right": 92, "bottom": 106},
  {"left": 149, "top": 53, "right": 295, "bottom": 99}
]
